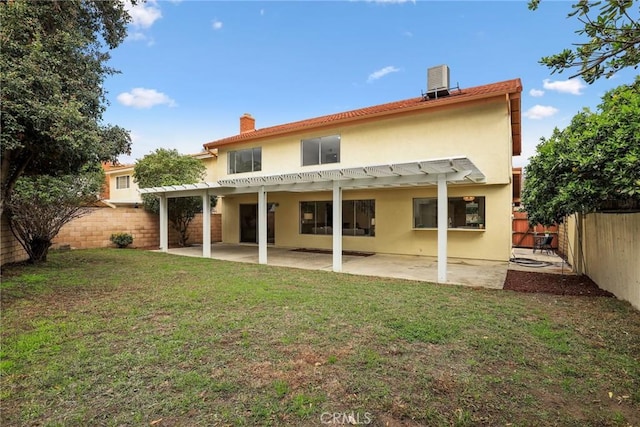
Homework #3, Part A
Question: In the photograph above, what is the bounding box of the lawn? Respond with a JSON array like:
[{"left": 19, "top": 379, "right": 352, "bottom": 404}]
[{"left": 1, "top": 249, "right": 639, "bottom": 426}]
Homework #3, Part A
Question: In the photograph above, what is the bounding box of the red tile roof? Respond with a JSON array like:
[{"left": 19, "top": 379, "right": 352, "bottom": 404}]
[{"left": 204, "top": 78, "right": 522, "bottom": 150}]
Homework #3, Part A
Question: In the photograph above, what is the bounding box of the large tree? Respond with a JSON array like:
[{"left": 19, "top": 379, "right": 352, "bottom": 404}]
[
  {"left": 522, "top": 76, "right": 640, "bottom": 226},
  {"left": 133, "top": 149, "right": 209, "bottom": 247},
  {"left": 0, "top": 0, "right": 134, "bottom": 215},
  {"left": 529, "top": 0, "right": 640, "bottom": 83},
  {"left": 7, "top": 168, "right": 105, "bottom": 263}
]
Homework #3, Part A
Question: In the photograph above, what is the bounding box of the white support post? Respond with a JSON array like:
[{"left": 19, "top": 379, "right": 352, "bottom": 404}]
[
  {"left": 437, "top": 174, "right": 448, "bottom": 283},
  {"left": 159, "top": 194, "right": 168, "bottom": 252},
  {"left": 332, "top": 181, "right": 343, "bottom": 272},
  {"left": 258, "top": 186, "right": 267, "bottom": 264},
  {"left": 202, "top": 191, "right": 211, "bottom": 258}
]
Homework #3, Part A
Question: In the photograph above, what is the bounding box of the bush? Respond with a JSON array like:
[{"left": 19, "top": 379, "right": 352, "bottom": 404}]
[{"left": 110, "top": 233, "right": 134, "bottom": 248}]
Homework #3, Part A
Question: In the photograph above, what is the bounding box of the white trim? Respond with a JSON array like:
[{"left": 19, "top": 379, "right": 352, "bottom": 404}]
[
  {"left": 332, "top": 181, "right": 343, "bottom": 272},
  {"left": 138, "top": 158, "right": 484, "bottom": 196},
  {"left": 202, "top": 192, "right": 211, "bottom": 258},
  {"left": 437, "top": 174, "right": 448, "bottom": 283},
  {"left": 159, "top": 195, "right": 168, "bottom": 252},
  {"left": 258, "top": 186, "right": 267, "bottom": 264}
]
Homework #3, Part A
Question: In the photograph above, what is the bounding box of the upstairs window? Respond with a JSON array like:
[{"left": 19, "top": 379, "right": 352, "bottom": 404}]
[
  {"left": 229, "top": 147, "right": 262, "bottom": 174},
  {"left": 116, "top": 175, "right": 130, "bottom": 189},
  {"left": 301, "top": 135, "right": 340, "bottom": 166}
]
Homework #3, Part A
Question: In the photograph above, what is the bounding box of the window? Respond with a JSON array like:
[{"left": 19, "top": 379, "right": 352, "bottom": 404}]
[
  {"left": 116, "top": 175, "right": 130, "bottom": 189},
  {"left": 413, "top": 196, "right": 486, "bottom": 229},
  {"left": 301, "top": 135, "right": 340, "bottom": 166},
  {"left": 229, "top": 147, "right": 262, "bottom": 174},
  {"left": 300, "top": 200, "right": 375, "bottom": 236}
]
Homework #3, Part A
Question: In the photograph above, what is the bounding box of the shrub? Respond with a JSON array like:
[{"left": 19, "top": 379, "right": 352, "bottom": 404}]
[{"left": 110, "top": 233, "right": 134, "bottom": 248}]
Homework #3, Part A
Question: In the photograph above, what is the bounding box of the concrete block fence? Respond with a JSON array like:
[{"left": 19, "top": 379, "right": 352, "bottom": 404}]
[{"left": 1, "top": 208, "right": 222, "bottom": 265}]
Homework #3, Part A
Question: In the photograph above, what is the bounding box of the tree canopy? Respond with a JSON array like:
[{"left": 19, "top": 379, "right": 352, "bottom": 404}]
[
  {"left": 522, "top": 76, "right": 640, "bottom": 226},
  {"left": 0, "top": 0, "right": 134, "bottom": 214},
  {"left": 134, "top": 149, "right": 208, "bottom": 246},
  {"left": 7, "top": 167, "right": 105, "bottom": 263},
  {"left": 529, "top": 0, "right": 640, "bottom": 83}
]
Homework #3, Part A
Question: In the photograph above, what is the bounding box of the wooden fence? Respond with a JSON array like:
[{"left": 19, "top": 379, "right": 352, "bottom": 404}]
[{"left": 512, "top": 211, "right": 558, "bottom": 249}]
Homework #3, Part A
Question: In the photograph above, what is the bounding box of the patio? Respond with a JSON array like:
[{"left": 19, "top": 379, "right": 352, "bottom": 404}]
[{"left": 158, "top": 243, "right": 574, "bottom": 290}]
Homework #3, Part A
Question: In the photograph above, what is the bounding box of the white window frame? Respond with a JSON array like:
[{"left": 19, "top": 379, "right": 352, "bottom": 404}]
[
  {"left": 413, "top": 196, "right": 486, "bottom": 229},
  {"left": 228, "top": 147, "right": 262, "bottom": 174},
  {"left": 300, "top": 199, "right": 375, "bottom": 236},
  {"left": 115, "top": 175, "right": 130, "bottom": 190},
  {"left": 301, "top": 135, "right": 340, "bottom": 166}
]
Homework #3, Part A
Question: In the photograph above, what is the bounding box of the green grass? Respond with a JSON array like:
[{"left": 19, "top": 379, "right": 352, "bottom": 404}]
[{"left": 1, "top": 249, "right": 639, "bottom": 426}]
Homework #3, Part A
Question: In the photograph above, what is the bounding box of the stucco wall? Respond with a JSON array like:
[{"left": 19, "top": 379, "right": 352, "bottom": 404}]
[
  {"left": 215, "top": 99, "right": 513, "bottom": 186},
  {"left": 108, "top": 171, "right": 141, "bottom": 204},
  {"left": 561, "top": 212, "right": 639, "bottom": 310},
  {"left": 221, "top": 183, "right": 512, "bottom": 262},
  {"left": 583, "top": 213, "right": 639, "bottom": 310}
]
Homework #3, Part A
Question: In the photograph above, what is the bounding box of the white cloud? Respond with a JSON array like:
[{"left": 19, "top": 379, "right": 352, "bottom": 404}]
[
  {"left": 260, "top": 9, "right": 265, "bottom": 16},
  {"left": 126, "top": 0, "right": 162, "bottom": 29},
  {"left": 524, "top": 105, "right": 559, "bottom": 120},
  {"left": 543, "top": 78, "right": 586, "bottom": 95},
  {"left": 117, "top": 88, "right": 176, "bottom": 109},
  {"left": 367, "top": 66, "right": 400, "bottom": 83},
  {"left": 127, "top": 31, "right": 155, "bottom": 46},
  {"left": 403, "top": 30, "right": 413, "bottom": 37},
  {"left": 128, "top": 31, "right": 147, "bottom": 41},
  {"left": 212, "top": 19, "right": 223, "bottom": 30},
  {"left": 529, "top": 88, "right": 544, "bottom": 97}
]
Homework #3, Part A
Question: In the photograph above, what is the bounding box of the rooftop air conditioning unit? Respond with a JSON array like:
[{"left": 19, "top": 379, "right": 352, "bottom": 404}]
[{"left": 427, "top": 65, "right": 450, "bottom": 98}]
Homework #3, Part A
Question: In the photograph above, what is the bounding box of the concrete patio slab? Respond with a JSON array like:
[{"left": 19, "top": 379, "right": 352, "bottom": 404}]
[
  {"left": 509, "top": 247, "right": 574, "bottom": 275},
  {"left": 160, "top": 243, "right": 510, "bottom": 289}
]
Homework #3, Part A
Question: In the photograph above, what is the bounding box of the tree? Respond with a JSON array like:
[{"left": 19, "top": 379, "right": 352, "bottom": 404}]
[
  {"left": 529, "top": 0, "right": 640, "bottom": 83},
  {"left": 522, "top": 76, "right": 640, "bottom": 226},
  {"left": 133, "top": 149, "right": 209, "bottom": 247},
  {"left": 7, "top": 168, "right": 105, "bottom": 263},
  {"left": 0, "top": 0, "right": 134, "bottom": 215}
]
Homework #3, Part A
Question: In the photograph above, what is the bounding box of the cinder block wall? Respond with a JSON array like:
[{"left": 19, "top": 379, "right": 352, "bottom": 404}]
[
  {"left": 185, "top": 213, "right": 223, "bottom": 244},
  {"left": 51, "top": 208, "right": 222, "bottom": 249},
  {"left": 1, "top": 213, "right": 28, "bottom": 266},
  {"left": 53, "top": 207, "right": 161, "bottom": 249}
]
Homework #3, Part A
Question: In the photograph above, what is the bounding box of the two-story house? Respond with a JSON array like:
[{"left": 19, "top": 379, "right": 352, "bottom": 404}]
[
  {"left": 103, "top": 151, "right": 219, "bottom": 206},
  {"left": 140, "top": 67, "right": 522, "bottom": 283}
]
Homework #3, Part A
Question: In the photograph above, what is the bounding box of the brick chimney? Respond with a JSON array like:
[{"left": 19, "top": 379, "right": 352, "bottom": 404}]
[{"left": 240, "top": 113, "right": 255, "bottom": 134}]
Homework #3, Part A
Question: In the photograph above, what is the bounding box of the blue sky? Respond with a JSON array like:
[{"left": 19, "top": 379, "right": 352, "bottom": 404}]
[{"left": 103, "top": 0, "right": 638, "bottom": 168}]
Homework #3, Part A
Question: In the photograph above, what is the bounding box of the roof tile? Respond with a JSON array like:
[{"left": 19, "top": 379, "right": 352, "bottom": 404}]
[{"left": 204, "top": 78, "right": 522, "bottom": 148}]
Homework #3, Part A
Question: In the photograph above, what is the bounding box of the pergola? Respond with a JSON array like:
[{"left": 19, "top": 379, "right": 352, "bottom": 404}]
[{"left": 138, "top": 156, "right": 485, "bottom": 283}]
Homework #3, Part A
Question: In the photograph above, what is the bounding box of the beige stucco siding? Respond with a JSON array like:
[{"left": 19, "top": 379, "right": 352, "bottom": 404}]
[
  {"left": 200, "top": 156, "right": 217, "bottom": 181},
  {"left": 215, "top": 99, "right": 512, "bottom": 186},
  {"left": 109, "top": 171, "right": 141, "bottom": 203},
  {"left": 220, "top": 183, "right": 512, "bottom": 262}
]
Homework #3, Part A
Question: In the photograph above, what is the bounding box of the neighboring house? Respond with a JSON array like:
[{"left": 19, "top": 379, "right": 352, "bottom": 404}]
[
  {"left": 140, "top": 66, "right": 522, "bottom": 283},
  {"left": 102, "top": 162, "right": 140, "bottom": 206},
  {"left": 102, "top": 150, "right": 219, "bottom": 206}
]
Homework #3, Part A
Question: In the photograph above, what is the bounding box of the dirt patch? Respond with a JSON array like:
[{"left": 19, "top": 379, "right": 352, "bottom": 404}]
[{"left": 504, "top": 270, "right": 614, "bottom": 297}]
